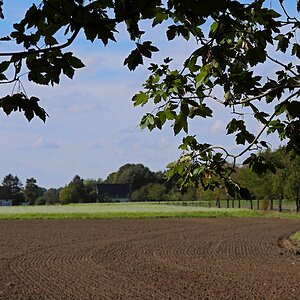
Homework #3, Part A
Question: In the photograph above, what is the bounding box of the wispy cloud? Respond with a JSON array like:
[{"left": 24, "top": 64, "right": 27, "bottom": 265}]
[
  {"left": 210, "top": 119, "right": 224, "bottom": 135},
  {"left": 68, "top": 103, "right": 97, "bottom": 113},
  {"left": 33, "top": 137, "right": 60, "bottom": 149}
]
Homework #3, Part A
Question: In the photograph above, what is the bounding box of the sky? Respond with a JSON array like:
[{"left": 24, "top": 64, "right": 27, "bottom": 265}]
[{"left": 0, "top": 1, "right": 292, "bottom": 189}]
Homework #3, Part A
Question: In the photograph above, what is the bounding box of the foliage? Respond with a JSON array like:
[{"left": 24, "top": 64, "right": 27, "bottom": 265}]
[
  {"left": 59, "top": 175, "right": 86, "bottom": 204},
  {"left": 41, "top": 188, "right": 60, "bottom": 205},
  {"left": 234, "top": 147, "right": 300, "bottom": 211},
  {"left": 131, "top": 183, "right": 167, "bottom": 201},
  {"left": 105, "top": 163, "right": 157, "bottom": 191},
  {"left": 2, "top": 174, "right": 24, "bottom": 205},
  {"left": 58, "top": 176, "right": 103, "bottom": 204},
  {"left": 283, "top": 159, "right": 300, "bottom": 212},
  {"left": 0, "top": 0, "right": 300, "bottom": 196},
  {"left": 59, "top": 184, "right": 78, "bottom": 204},
  {"left": 24, "top": 177, "right": 39, "bottom": 205},
  {"left": 83, "top": 178, "right": 102, "bottom": 203}
]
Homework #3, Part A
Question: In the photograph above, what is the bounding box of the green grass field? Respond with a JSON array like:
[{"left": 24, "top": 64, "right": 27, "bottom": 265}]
[{"left": 0, "top": 202, "right": 299, "bottom": 220}]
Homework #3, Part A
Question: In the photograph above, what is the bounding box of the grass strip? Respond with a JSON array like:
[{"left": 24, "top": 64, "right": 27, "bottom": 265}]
[{"left": 0, "top": 208, "right": 299, "bottom": 220}]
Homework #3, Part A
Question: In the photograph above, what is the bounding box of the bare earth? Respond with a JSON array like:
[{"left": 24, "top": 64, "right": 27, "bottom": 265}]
[{"left": 0, "top": 218, "right": 299, "bottom": 300}]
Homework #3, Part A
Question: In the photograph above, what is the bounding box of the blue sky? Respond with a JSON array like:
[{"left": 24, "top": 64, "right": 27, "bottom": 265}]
[{"left": 0, "top": 1, "right": 291, "bottom": 188}]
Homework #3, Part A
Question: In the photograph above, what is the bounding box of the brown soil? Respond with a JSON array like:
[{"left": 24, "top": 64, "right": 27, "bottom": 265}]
[{"left": 0, "top": 218, "right": 299, "bottom": 300}]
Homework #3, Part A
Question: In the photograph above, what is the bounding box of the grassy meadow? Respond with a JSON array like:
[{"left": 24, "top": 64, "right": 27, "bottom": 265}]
[{"left": 0, "top": 202, "right": 300, "bottom": 220}]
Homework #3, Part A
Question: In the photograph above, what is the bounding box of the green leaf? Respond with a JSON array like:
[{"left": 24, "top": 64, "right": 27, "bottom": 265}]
[
  {"left": 132, "top": 92, "right": 149, "bottom": 107},
  {"left": 292, "top": 44, "right": 300, "bottom": 59},
  {"left": 275, "top": 34, "right": 290, "bottom": 53},
  {"left": 174, "top": 113, "right": 188, "bottom": 135},
  {"left": 157, "top": 111, "right": 166, "bottom": 125},
  {"left": 68, "top": 55, "right": 85, "bottom": 69},
  {"left": 137, "top": 41, "right": 159, "bottom": 59},
  {"left": 286, "top": 101, "right": 300, "bottom": 118},
  {"left": 0, "top": 73, "right": 7, "bottom": 80},
  {"left": 245, "top": 47, "right": 267, "bottom": 66},
  {"left": 166, "top": 25, "right": 177, "bottom": 41},
  {"left": 0, "top": 61, "right": 10, "bottom": 73},
  {"left": 195, "top": 65, "right": 211, "bottom": 88},
  {"left": 0, "top": 93, "right": 47, "bottom": 122},
  {"left": 124, "top": 48, "right": 143, "bottom": 71},
  {"left": 210, "top": 22, "right": 218, "bottom": 33},
  {"left": 152, "top": 12, "right": 168, "bottom": 27},
  {"left": 44, "top": 35, "right": 58, "bottom": 46}
]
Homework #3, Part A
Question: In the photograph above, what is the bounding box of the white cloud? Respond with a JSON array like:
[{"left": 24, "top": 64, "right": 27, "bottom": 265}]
[
  {"left": 210, "top": 119, "right": 224, "bottom": 135},
  {"left": 33, "top": 137, "right": 60, "bottom": 149},
  {"left": 68, "top": 103, "right": 97, "bottom": 113}
]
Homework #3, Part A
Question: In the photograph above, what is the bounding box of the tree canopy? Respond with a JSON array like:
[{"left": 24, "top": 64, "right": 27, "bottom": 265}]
[
  {"left": 1, "top": 0, "right": 299, "bottom": 195},
  {"left": 105, "top": 163, "right": 157, "bottom": 191}
]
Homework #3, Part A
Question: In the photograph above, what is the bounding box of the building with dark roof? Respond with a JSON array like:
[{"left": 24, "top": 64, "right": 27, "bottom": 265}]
[
  {"left": 0, "top": 186, "right": 12, "bottom": 206},
  {"left": 96, "top": 184, "right": 131, "bottom": 202}
]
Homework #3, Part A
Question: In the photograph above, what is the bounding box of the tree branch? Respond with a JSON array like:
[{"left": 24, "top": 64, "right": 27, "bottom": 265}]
[
  {"left": 234, "top": 90, "right": 300, "bottom": 159},
  {"left": 0, "top": 28, "right": 80, "bottom": 57},
  {"left": 267, "top": 54, "right": 299, "bottom": 77}
]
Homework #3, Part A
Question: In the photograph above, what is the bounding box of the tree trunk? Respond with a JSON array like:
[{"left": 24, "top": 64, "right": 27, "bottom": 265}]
[
  {"left": 238, "top": 199, "right": 241, "bottom": 209},
  {"left": 250, "top": 199, "right": 253, "bottom": 210},
  {"left": 232, "top": 199, "right": 235, "bottom": 208},
  {"left": 270, "top": 197, "right": 273, "bottom": 210},
  {"left": 296, "top": 189, "right": 300, "bottom": 213},
  {"left": 226, "top": 199, "right": 229, "bottom": 208},
  {"left": 257, "top": 199, "right": 260, "bottom": 210},
  {"left": 278, "top": 196, "right": 282, "bottom": 212}
]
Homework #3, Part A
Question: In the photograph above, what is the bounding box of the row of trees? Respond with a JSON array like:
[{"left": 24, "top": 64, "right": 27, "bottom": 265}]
[
  {"left": 2, "top": 175, "right": 45, "bottom": 205},
  {"left": 234, "top": 147, "right": 300, "bottom": 212},
  {"left": 2, "top": 147, "right": 300, "bottom": 211}
]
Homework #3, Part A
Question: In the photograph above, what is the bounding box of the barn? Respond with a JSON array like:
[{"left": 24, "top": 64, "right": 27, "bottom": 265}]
[
  {"left": 96, "top": 184, "right": 131, "bottom": 202},
  {"left": 0, "top": 186, "right": 12, "bottom": 206}
]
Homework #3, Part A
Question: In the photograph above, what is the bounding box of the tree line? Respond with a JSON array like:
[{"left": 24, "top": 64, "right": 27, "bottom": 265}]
[{"left": 1, "top": 146, "right": 300, "bottom": 211}]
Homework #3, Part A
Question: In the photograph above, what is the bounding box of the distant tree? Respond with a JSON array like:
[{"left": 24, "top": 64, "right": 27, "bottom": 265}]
[
  {"left": 35, "top": 196, "right": 46, "bottom": 205},
  {"left": 164, "top": 189, "right": 182, "bottom": 202},
  {"left": 59, "top": 175, "right": 85, "bottom": 204},
  {"left": 182, "top": 188, "right": 199, "bottom": 202},
  {"left": 24, "top": 177, "right": 39, "bottom": 205},
  {"left": 131, "top": 183, "right": 167, "bottom": 202},
  {"left": 272, "top": 169, "right": 286, "bottom": 212},
  {"left": 37, "top": 186, "right": 47, "bottom": 198},
  {"left": 2, "top": 174, "right": 24, "bottom": 205},
  {"left": 69, "top": 175, "right": 85, "bottom": 202},
  {"left": 284, "top": 158, "right": 300, "bottom": 212},
  {"left": 234, "top": 146, "right": 300, "bottom": 212},
  {"left": 83, "top": 178, "right": 102, "bottom": 203},
  {"left": 153, "top": 171, "right": 165, "bottom": 184},
  {"left": 59, "top": 185, "right": 77, "bottom": 205},
  {"left": 105, "top": 163, "right": 156, "bottom": 191},
  {"left": 41, "top": 188, "right": 60, "bottom": 205}
]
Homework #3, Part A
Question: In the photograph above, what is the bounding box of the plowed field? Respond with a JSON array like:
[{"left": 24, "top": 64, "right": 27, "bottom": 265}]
[{"left": 0, "top": 218, "right": 299, "bottom": 299}]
